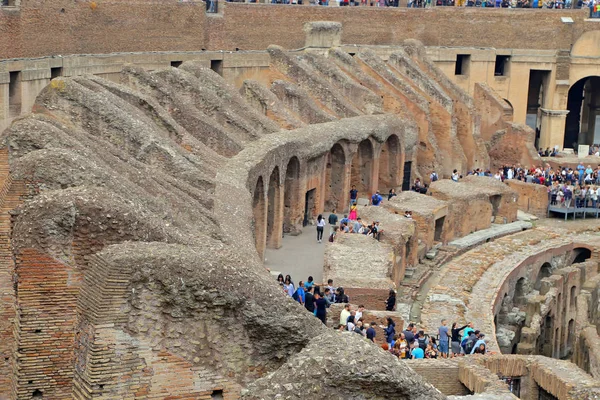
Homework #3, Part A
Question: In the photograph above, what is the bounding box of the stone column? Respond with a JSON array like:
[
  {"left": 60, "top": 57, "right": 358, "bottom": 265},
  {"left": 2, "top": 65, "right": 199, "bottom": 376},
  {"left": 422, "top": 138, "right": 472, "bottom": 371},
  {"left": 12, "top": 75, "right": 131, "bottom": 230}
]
[
  {"left": 539, "top": 109, "right": 569, "bottom": 150},
  {"left": 0, "top": 76, "right": 9, "bottom": 133},
  {"left": 370, "top": 157, "right": 380, "bottom": 198},
  {"left": 255, "top": 192, "right": 268, "bottom": 263},
  {"left": 341, "top": 162, "right": 352, "bottom": 212},
  {"left": 267, "top": 183, "right": 284, "bottom": 250}
]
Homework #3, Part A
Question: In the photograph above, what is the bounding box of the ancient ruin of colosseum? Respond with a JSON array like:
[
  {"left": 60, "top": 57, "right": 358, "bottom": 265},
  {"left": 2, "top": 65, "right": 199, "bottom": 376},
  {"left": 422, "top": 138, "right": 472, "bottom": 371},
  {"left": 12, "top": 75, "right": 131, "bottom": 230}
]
[{"left": 2, "top": 1, "right": 600, "bottom": 399}]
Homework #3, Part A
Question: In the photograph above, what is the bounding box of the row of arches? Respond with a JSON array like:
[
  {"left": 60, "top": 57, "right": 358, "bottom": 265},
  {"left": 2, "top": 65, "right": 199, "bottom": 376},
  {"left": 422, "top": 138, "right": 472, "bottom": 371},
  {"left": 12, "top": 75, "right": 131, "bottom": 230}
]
[{"left": 251, "top": 135, "right": 404, "bottom": 260}]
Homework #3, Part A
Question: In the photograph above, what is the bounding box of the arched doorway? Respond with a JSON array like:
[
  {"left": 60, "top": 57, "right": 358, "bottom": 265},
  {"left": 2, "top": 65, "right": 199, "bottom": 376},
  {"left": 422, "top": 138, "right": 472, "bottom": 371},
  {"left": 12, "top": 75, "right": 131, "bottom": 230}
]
[
  {"left": 267, "top": 167, "right": 282, "bottom": 249},
  {"left": 324, "top": 143, "right": 346, "bottom": 213},
  {"left": 252, "top": 176, "right": 266, "bottom": 260},
  {"left": 284, "top": 157, "right": 301, "bottom": 235},
  {"left": 564, "top": 76, "right": 600, "bottom": 150},
  {"left": 378, "top": 135, "right": 400, "bottom": 193},
  {"left": 572, "top": 247, "right": 592, "bottom": 264},
  {"left": 350, "top": 139, "right": 374, "bottom": 198},
  {"left": 535, "top": 262, "right": 552, "bottom": 291}
]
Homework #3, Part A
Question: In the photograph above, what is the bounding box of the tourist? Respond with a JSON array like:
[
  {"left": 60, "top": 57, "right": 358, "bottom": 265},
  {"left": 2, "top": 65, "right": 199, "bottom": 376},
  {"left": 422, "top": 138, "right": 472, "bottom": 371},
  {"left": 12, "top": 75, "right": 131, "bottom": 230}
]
[
  {"left": 346, "top": 314, "right": 356, "bottom": 331},
  {"left": 473, "top": 343, "right": 487, "bottom": 354},
  {"left": 305, "top": 275, "right": 314, "bottom": 290},
  {"left": 328, "top": 209, "right": 338, "bottom": 235},
  {"left": 371, "top": 190, "right": 383, "bottom": 206},
  {"left": 356, "top": 304, "right": 364, "bottom": 322},
  {"left": 411, "top": 342, "right": 424, "bottom": 359},
  {"left": 388, "top": 188, "right": 397, "bottom": 201},
  {"left": 314, "top": 292, "right": 327, "bottom": 324},
  {"left": 416, "top": 330, "right": 428, "bottom": 351},
  {"left": 425, "top": 343, "right": 438, "bottom": 359},
  {"left": 284, "top": 275, "right": 295, "bottom": 297},
  {"left": 304, "top": 285, "right": 315, "bottom": 312},
  {"left": 462, "top": 322, "right": 475, "bottom": 341},
  {"left": 404, "top": 210, "right": 413, "bottom": 219},
  {"left": 353, "top": 217, "right": 363, "bottom": 233},
  {"left": 366, "top": 322, "right": 377, "bottom": 342},
  {"left": 316, "top": 214, "right": 326, "bottom": 243},
  {"left": 323, "top": 288, "right": 333, "bottom": 307},
  {"left": 385, "top": 289, "right": 396, "bottom": 311},
  {"left": 392, "top": 333, "right": 408, "bottom": 358},
  {"left": 340, "top": 214, "right": 349, "bottom": 226},
  {"left": 368, "top": 221, "right": 382, "bottom": 241},
  {"left": 349, "top": 204, "right": 358, "bottom": 220},
  {"left": 470, "top": 333, "right": 487, "bottom": 354},
  {"left": 438, "top": 319, "right": 450, "bottom": 358},
  {"left": 354, "top": 320, "right": 366, "bottom": 336},
  {"left": 339, "top": 303, "right": 351, "bottom": 328},
  {"left": 292, "top": 281, "right": 305, "bottom": 305},
  {"left": 277, "top": 273, "right": 284, "bottom": 285},
  {"left": 463, "top": 330, "right": 479, "bottom": 354},
  {"left": 326, "top": 279, "right": 336, "bottom": 300},
  {"left": 335, "top": 287, "right": 349, "bottom": 303},
  {"left": 382, "top": 317, "right": 396, "bottom": 348},
  {"left": 403, "top": 323, "right": 416, "bottom": 347},
  {"left": 430, "top": 171, "right": 439, "bottom": 182},
  {"left": 452, "top": 169, "right": 460, "bottom": 182},
  {"left": 349, "top": 185, "right": 358, "bottom": 206},
  {"left": 328, "top": 226, "right": 339, "bottom": 242},
  {"left": 451, "top": 322, "right": 469, "bottom": 357}
]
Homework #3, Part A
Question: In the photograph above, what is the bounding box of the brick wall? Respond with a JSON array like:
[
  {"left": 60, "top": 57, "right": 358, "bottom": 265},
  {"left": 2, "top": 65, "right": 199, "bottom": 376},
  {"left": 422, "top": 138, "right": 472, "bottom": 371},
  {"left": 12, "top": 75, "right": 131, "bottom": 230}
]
[
  {"left": 0, "top": 1, "right": 595, "bottom": 59},
  {"left": 505, "top": 180, "right": 549, "bottom": 218},
  {"left": 12, "top": 248, "right": 80, "bottom": 400},
  {"left": 405, "top": 359, "right": 470, "bottom": 396}
]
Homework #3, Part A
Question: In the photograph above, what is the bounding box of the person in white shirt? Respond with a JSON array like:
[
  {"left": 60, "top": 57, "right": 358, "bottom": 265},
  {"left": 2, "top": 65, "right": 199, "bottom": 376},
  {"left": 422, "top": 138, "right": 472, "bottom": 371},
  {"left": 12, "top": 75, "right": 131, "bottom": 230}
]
[
  {"left": 339, "top": 304, "right": 351, "bottom": 328},
  {"left": 355, "top": 305, "right": 364, "bottom": 323},
  {"left": 316, "top": 214, "right": 326, "bottom": 243}
]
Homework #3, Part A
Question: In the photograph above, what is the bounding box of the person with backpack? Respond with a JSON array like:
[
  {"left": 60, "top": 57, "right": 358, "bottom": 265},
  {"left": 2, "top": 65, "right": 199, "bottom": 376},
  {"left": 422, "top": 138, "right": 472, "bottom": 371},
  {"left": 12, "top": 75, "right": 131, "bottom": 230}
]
[
  {"left": 292, "top": 281, "right": 305, "bottom": 305},
  {"left": 451, "top": 322, "right": 469, "bottom": 357},
  {"left": 430, "top": 171, "right": 439, "bottom": 183},
  {"left": 371, "top": 191, "right": 383, "bottom": 206},
  {"left": 462, "top": 330, "right": 479, "bottom": 355},
  {"left": 416, "top": 331, "right": 428, "bottom": 352},
  {"left": 304, "top": 285, "right": 315, "bottom": 313}
]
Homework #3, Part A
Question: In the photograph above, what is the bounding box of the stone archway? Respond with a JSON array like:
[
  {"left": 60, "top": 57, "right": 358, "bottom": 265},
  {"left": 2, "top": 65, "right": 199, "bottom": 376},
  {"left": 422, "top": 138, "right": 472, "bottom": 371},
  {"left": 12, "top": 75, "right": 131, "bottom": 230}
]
[
  {"left": 350, "top": 139, "right": 374, "bottom": 199},
  {"left": 378, "top": 134, "right": 401, "bottom": 193},
  {"left": 284, "top": 157, "right": 301, "bottom": 235},
  {"left": 324, "top": 143, "right": 346, "bottom": 213},
  {"left": 252, "top": 176, "right": 267, "bottom": 261},
  {"left": 534, "top": 262, "right": 552, "bottom": 291},
  {"left": 267, "top": 167, "right": 283, "bottom": 249},
  {"left": 564, "top": 76, "right": 600, "bottom": 149}
]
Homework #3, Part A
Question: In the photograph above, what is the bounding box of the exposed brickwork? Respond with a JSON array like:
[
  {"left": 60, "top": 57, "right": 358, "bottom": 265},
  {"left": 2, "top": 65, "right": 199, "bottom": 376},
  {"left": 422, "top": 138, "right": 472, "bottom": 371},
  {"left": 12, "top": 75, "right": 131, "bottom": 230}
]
[
  {"left": 506, "top": 180, "right": 549, "bottom": 218},
  {"left": 405, "top": 358, "right": 470, "bottom": 396},
  {"left": 12, "top": 248, "right": 79, "bottom": 400}
]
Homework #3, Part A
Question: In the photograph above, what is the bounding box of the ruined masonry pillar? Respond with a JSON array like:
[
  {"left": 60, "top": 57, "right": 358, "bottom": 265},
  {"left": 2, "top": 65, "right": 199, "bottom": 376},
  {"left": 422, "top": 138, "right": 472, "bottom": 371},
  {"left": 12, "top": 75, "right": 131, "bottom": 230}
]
[
  {"left": 267, "top": 184, "right": 284, "bottom": 250},
  {"left": 338, "top": 162, "right": 352, "bottom": 213},
  {"left": 317, "top": 154, "right": 328, "bottom": 215},
  {"left": 256, "top": 193, "right": 268, "bottom": 262},
  {"left": 370, "top": 157, "right": 380, "bottom": 199},
  {"left": 539, "top": 109, "right": 569, "bottom": 150}
]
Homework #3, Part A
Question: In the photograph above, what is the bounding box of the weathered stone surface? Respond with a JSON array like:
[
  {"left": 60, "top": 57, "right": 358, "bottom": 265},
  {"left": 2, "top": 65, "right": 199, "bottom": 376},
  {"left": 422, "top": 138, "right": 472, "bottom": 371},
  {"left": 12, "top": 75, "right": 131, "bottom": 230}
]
[{"left": 242, "top": 332, "right": 445, "bottom": 400}]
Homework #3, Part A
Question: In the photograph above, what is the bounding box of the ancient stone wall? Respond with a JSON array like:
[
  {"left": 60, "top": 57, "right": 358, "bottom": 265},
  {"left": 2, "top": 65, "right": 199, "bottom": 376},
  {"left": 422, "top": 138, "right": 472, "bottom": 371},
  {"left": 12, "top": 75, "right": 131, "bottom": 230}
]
[
  {"left": 1, "top": 2, "right": 596, "bottom": 59},
  {"left": 505, "top": 180, "right": 549, "bottom": 218}
]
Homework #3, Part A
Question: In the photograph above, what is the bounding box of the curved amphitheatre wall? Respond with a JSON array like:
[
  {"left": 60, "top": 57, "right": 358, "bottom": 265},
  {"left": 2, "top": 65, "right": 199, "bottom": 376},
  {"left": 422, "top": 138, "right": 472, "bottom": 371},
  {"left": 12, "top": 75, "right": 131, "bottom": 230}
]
[{"left": 421, "top": 228, "right": 600, "bottom": 359}]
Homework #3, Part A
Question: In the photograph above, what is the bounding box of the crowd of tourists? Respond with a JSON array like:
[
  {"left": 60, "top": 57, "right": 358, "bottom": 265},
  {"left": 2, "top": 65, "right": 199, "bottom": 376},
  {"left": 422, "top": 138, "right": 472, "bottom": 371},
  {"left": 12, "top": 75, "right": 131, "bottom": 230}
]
[
  {"left": 236, "top": 0, "right": 600, "bottom": 12},
  {"left": 276, "top": 273, "right": 491, "bottom": 358}
]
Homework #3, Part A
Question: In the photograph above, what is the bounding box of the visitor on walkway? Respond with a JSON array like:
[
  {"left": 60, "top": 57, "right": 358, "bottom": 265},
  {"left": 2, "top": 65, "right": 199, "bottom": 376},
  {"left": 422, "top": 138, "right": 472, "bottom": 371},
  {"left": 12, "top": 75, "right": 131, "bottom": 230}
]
[
  {"left": 451, "top": 322, "right": 469, "bottom": 357},
  {"left": 349, "top": 204, "right": 358, "bottom": 220},
  {"left": 388, "top": 188, "right": 397, "bottom": 201},
  {"left": 339, "top": 303, "right": 351, "bottom": 327},
  {"left": 371, "top": 190, "right": 383, "bottom": 206},
  {"left": 305, "top": 276, "right": 314, "bottom": 289},
  {"left": 328, "top": 210, "right": 338, "bottom": 235},
  {"left": 316, "top": 214, "right": 326, "bottom": 243},
  {"left": 403, "top": 323, "right": 416, "bottom": 347},
  {"left": 452, "top": 169, "right": 460, "bottom": 182},
  {"left": 349, "top": 185, "right": 358, "bottom": 206},
  {"left": 470, "top": 333, "right": 487, "bottom": 354},
  {"left": 283, "top": 275, "right": 295, "bottom": 297},
  {"left": 411, "top": 342, "right": 424, "bottom": 359},
  {"left": 292, "top": 281, "right": 305, "bottom": 304},
  {"left": 366, "top": 322, "right": 377, "bottom": 342},
  {"left": 438, "top": 319, "right": 450, "bottom": 358},
  {"left": 385, "top": 289, "right": 396, "bottom": 311},
  {"left": 304, "top": 285, "right": 315, "bottom": 312},
  {"left": 314, "top": 292, "right": 327, "bottom": 324},
  {"left": 382, "top": 317, "right": 396, "bottom": 348},
  {"left": 335, "top": 287, "right": 349, "bottom": 303},
  {"left": 328, "top": 226, "right": 339, "bottom": 242}
]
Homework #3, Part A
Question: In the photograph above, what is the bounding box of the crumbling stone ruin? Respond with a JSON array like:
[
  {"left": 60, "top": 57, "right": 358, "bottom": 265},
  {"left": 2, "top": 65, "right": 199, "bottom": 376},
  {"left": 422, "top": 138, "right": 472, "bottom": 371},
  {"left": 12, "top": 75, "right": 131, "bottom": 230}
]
[{"left": 0, "top": 17, "right": 600, "bottom": 400}]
